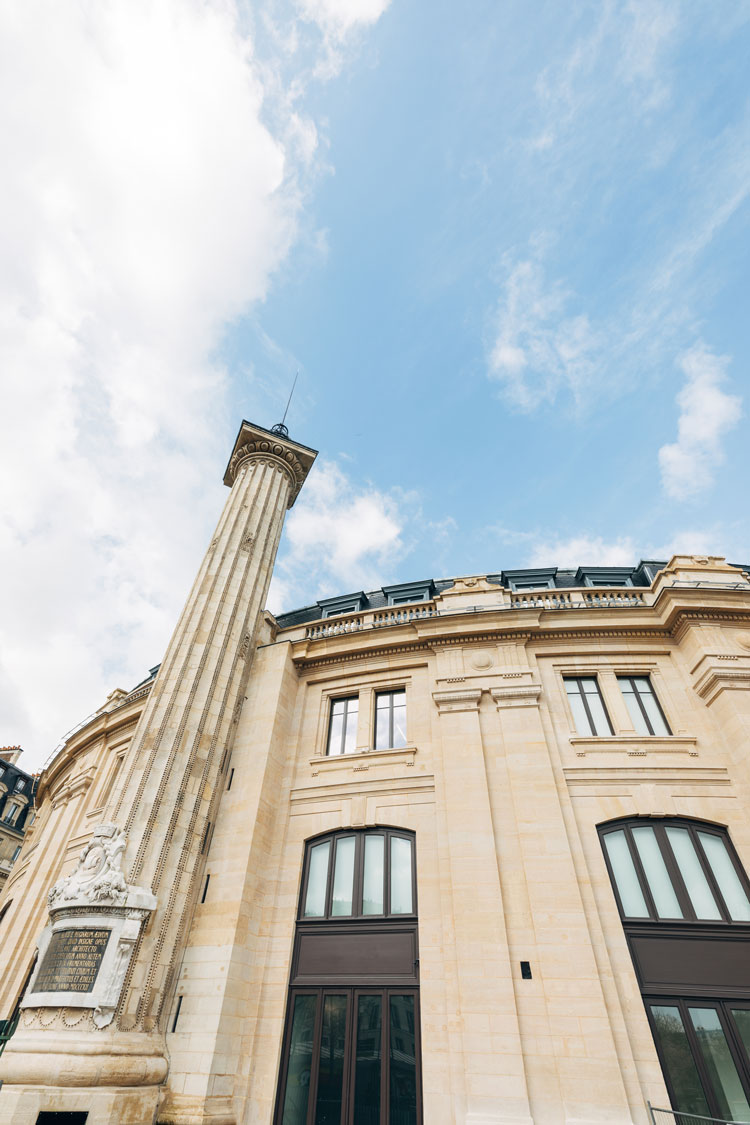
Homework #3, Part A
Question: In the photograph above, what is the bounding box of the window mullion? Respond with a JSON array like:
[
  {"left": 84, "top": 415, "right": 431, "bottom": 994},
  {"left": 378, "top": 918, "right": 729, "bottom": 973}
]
[
  {"left": 304, "top": 990, "right": 325, "bottom": 1125},
  {"left": 633, "top": 683, "right": 655, "bottom": 736},
  {"left": 353, "top": 834, "right": 364, "bottom": 918},
  {"left": 654, "top": 824, "right": 694, "bottom": 920},
  {"left": 324, "top": 837, "right": 336, "bottom": 919},
  {"left": 692, "top": 826, "right": 732, "bottom": 922},
  {"left": 384, "top": 830, "right": 391, "bottom": 917},
  {"left": 624, "top": 826, "right": 658, "bottom": 919},
  {"left": 578, "top": 679, "right": 597, "bottom": 736}
]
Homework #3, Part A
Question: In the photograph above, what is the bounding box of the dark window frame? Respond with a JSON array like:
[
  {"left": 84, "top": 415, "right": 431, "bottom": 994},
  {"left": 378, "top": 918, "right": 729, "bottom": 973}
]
[
  {"left": 298, "top": 828, "right": 417, "bottom": 922},
  {"left": 274, "top": 985, "right": 422, "bottom": 1125},
  {"left": 599, "top": 818, "right": 750, "bottom": 925},
  {"left": 374, "top": 689, "right": 407, "bottom": 751},
  {"left": 617, "top": 675, "right": 671, "bottom": 735},
  {"left": 564, "top": 676, "right": 614, "bottom": 736},
  {"left": 645, "top": 995, "right": 750, "bottom": 1121},
  {"left": 326, "top": 695, "right": 359, "bottom": 757}
]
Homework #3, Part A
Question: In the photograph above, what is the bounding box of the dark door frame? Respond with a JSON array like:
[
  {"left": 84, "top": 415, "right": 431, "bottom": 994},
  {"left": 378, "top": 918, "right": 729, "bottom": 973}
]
[{"left": 274, "top": 985, "right": 422, "bottom": 1125}]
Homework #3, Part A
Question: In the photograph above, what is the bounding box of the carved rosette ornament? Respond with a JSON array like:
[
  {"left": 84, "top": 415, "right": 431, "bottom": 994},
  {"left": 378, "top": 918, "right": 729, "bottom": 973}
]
[
  {"left": 226, "top": 438, "right": 307, "bottom": 505},
  {"left": 24, "top": 824, "right": 156, "bottom": 1029}
]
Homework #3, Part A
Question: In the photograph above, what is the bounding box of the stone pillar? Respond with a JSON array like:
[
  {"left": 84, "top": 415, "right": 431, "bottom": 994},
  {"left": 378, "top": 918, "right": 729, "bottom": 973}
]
[
  {"left": 432, "top": 686, "right": 533, "bottom": 1125},
  {"left": 0, "top": 422, "right": 316, "bottom": 1124}
]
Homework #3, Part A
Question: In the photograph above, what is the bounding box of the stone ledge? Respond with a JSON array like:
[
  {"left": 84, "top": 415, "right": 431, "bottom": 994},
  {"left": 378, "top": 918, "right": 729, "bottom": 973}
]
[
  {"left": 308, "top": 745, "right": 417, "bottom": 771},
  {"left": 569, "top": 734, "right": 698, "bottom": 757}
]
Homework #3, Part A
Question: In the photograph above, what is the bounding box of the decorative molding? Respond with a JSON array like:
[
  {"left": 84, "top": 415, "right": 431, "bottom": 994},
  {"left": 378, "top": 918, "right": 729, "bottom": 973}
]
[
  {"left": 226, "top": 439, "right": 307, "bottom": 504},
  {"left": 433, "top": 688, "right": 482, "bottom": 713},
  {"left": 490, "top": 683, "right": 542, "bottom": 709},
  {"left": 308, "top": 746, "right": 418, "bottom": 772},
  {"left": 24, "top": 825, "right": 156, "bottom": 1029},
  {"left": 569, "top": 735, "right": 698, "bottom": 757}
]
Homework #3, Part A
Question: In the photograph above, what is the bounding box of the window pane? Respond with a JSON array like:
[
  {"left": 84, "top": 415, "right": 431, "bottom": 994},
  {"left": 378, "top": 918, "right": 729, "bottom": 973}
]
[
  {"left": 331, "top": 837, "right": 355, "bottom": 917},
  {"left": 327, "top": 711, "right": 344, "bottom": 756},
  {"left": 363, "top": 836, "right": 385, "bottom": 915},
  {"left": 304, "top": 842, "right": 331, "bottom": 918},
  {"left": 603, "top": 830, "right": 649, "bottom": 917},
  {"left": 621, "top": 682, "right": 651, "bottom": 736},
  {"left": 343, "top": 699, "right": 358, "bottom": 755},
  {"left": 354, "top": 995, "right": 382, "bottom": 1124},
  {"left": 639, "top": 689, "right": 670, "bottom": 736},
  {"left": 650, "top": 1005, "right": 710, "bottom": 1117},
  {"left": 688, "top": 1007, "right": 750, "bottom": 1121},
  {"left": 281, "top": 994, "right": 317, "bottom": 1125},
  {"left": 730, "top": 1009, "right": 750, "bottom": 1062},
  {"left": 390, "top": 837, "right": 413, "bottom": 915},
  {"left": 698, "top": 833, "right": 750, "bottom": 922},
  {"left": 584, "top": 691, "right": 611, "bottom": 736},
  {"left": 565, "top": 680, "right": 592, "bottom": 735},
  {"left": 390, "top": 996, "right": 417, "bottom": 1125},
  {"left": 315, "top": 995, "right": 347, "bottom": 1125},
  {"left": 375, "top": 705, "right": 390, "bottom": 750},
  {"left": 632, "top": 827, "right": 683, "bottom": 918},
  {"left": 666, "top": 828, "right": 721, "bottom": 920},
  {"left": 392, "top": 697, "right": 407, "bottom": 748}
]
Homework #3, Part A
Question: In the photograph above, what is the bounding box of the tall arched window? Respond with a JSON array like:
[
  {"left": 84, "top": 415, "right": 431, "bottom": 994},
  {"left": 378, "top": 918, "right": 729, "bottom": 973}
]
[
  {"left": 600, "top": 818, "right": 750, "bottom": 1121},
  {"left": 275, "top": 828, "right": 421, "bottom": 1125}
]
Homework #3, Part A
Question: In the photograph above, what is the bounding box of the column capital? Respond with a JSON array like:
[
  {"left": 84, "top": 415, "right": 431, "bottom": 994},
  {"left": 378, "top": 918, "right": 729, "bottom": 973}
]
[{"left": 223, "top": 420, "right": 317, "bottom": 507}]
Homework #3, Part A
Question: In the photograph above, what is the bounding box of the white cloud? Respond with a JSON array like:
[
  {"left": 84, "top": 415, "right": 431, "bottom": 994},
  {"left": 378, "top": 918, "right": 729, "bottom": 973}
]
[
  {"left": 268, "top": 460, "right": 409, "bottom": 612},
  {"left": 298, "top": 0, "right": 390, "bottom": 36},
  {"left": 526, "top": 534, "right": 638, "bottom": 570},
  {"left": 488, "top": 256, "right": 601, "bottom": 410},
  {"left": 0, "top": 1, "right": 377, "bottom": 769},
  {"left": 658, "top": 343, "right": 742, "bottom": 500}
]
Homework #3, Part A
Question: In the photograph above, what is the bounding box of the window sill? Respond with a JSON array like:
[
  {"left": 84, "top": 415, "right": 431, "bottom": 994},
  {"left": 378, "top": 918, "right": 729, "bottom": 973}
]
[
  {"left": 569, "top": 734, "right": 697, "bottom": 757},
  {"left": 310, "top": 745, "right": 417, "bottom": 772}
]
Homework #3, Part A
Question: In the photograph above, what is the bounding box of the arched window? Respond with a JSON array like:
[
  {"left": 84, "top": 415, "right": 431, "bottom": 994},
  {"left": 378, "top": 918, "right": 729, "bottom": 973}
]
[
  {"left": 599, "top": 818, "right": 750, "bottom": 1121},
  {"left": 275, "top": 828, "right": 421, "bottom": 1125}
]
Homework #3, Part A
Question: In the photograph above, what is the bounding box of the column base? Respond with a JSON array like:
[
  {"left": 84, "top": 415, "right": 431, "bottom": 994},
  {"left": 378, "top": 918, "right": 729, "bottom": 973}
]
[
  {"left": 0, "top": 1083, "right": 163, "bottom": 1125},
  {"left": 157, "top": 1092, "right": 236, "bottom": 1124}
]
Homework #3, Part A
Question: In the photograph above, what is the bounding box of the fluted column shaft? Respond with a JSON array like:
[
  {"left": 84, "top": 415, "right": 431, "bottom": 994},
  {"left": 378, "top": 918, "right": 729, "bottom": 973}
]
[{"left": 108, "top": 436, "right": 313, "bottom": 1033}]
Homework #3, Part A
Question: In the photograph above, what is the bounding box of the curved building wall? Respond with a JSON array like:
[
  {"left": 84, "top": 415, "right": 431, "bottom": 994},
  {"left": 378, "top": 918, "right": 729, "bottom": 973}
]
[
  {"left": 0, "top": 687, "right": 150, "bottom": 1018},
  {"left": 158, "top": 555, "right": 750, "bottom": 1125}
]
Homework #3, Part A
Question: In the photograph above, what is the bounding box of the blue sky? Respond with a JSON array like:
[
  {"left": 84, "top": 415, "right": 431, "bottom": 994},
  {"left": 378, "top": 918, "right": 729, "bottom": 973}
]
[{"left": 1, "top": 0, "right": 749, "bottom": 765}]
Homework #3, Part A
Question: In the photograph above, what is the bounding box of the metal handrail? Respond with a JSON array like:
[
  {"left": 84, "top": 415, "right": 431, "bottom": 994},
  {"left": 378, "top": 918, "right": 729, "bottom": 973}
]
[{"left": 648, "top": 1101, "right": 750, "bottom": 1125}]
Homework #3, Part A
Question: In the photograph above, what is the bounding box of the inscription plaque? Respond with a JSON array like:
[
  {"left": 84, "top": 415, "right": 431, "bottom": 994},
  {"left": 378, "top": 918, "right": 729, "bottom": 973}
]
[{"left": 32, "top": 928, "right": 111, "bottom": 994}]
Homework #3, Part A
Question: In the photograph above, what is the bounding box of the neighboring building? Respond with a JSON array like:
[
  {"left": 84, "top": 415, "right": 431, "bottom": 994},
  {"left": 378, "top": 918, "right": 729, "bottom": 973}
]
[
  {"left": 1, "top": 421, "right": 750, "bottom": 1125},
  {"left": 0, "top": 747, "right": 35, "bottom": 893}
]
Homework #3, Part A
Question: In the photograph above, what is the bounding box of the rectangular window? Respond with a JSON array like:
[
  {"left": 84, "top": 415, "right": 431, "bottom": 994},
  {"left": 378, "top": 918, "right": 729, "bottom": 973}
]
[
  {"left": 374, "top": 690, "right": 407, "bottom": 750},
  {"left": 618, "top": 675, "right": 671, "bottom": 735},
  {"left": 564, "top": 677, "right": 613, "bottom": 736},
  {"left": 327, "top": 696, "right": 358, "bottom": 756}
]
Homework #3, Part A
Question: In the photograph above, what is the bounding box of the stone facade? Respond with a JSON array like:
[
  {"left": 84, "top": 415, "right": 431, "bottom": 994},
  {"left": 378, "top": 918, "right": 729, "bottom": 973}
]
[
  {"left": 0, "top": 748, "right": 35, "bottom": 894},
  {"left": 1, "top": 422, "right": 750, "bottom": 1124}
]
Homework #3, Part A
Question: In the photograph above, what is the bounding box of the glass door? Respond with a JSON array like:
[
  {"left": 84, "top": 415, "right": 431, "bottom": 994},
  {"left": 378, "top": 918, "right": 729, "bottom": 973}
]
[
  {"left": 276, "top": 988, "right": 421, "bottom": 1125},
  {"left": 647, "top": 999, "right": 750, "bottom": 1121}
]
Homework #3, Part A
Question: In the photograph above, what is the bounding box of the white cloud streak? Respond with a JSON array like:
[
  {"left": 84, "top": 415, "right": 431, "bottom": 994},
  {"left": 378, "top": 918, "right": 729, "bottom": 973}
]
[
  {"left": 0, "top": 0, "right": 389, "bottom": 768},
  {"left": 658, "top": 344, "right": 742, "bottom": 500},
  {"left": 488, "top": 255, "right": 602, "bottom": 411},
  {"left": 268, "top": 460, "right": 409, "bottom": 611}
]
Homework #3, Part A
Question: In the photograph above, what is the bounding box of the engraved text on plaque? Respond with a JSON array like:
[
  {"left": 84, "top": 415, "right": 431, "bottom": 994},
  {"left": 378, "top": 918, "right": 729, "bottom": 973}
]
[{"left": 32, "top": 928, "right": 111, "bottom": 994}]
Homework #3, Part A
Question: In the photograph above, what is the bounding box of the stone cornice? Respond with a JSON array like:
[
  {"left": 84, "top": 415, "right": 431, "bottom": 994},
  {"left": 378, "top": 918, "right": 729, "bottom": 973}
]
[
  {"left": 433, "top": 688, "right": 482, "bottom": 713},
  {"left": 223, "top": 421, "right": 317, "bottom": 507},
  {"left": 490, "top": 683, "right": 542, "bottom": 709}
]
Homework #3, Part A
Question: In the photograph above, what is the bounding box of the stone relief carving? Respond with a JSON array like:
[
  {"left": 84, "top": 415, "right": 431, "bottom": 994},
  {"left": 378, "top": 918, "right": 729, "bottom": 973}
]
[
  {"left": 25, "top": 823, "right": 157, "bottom": 1029},
  {"left": 48, "top": 823, "right": 128, "bottom": 910}
]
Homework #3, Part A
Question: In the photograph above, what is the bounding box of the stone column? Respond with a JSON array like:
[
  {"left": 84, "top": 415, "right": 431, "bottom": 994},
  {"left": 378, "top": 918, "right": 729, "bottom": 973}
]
[
  {"left": 0, "top": 422, "right": 316, "bottom": 1123},
  {"left": 432, "top": 686, "right": 533, "bottom": 1125}
]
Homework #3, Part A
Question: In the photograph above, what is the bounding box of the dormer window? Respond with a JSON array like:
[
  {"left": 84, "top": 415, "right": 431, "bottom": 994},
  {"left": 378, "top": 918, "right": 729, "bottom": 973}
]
[
  {"left": 574, "top": 566, "right": 634, "bottom": 588},
  {"left": 318, "top": 592, "right": 367, "bottom": 618},
  {"left": 382, "top": 580, "right": 434, "bottom": 606},
  {"left": 502, "top": 568, "right": 557, "bottom": 592}
]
